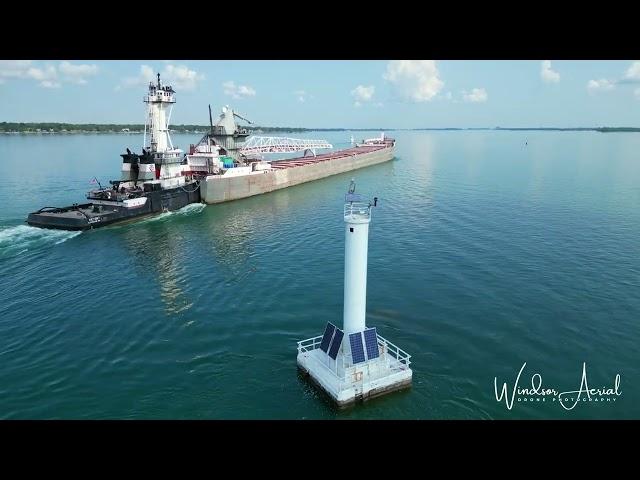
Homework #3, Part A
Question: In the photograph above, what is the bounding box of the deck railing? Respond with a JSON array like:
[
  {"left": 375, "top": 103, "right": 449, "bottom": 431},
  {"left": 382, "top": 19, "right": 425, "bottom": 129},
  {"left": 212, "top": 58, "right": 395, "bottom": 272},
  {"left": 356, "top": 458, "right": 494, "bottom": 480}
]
[
  {"left": 344, "top": 202, "right": 371, "bottom": 220},
  {"left": 297, "top": 335, "right": 323, "bottom": 354},
  {"left": 377, "top": 334, "right": 411, "bottom": 368},
  {"left": 297, "top": 332, "right": 411, "bottom": 368}
]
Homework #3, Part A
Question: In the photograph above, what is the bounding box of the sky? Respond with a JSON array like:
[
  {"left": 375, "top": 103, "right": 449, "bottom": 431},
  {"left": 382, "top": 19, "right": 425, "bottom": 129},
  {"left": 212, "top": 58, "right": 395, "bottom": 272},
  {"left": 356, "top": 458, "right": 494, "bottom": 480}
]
[{"left": 1, "top": 60, "right": 639, "bottom": 129}]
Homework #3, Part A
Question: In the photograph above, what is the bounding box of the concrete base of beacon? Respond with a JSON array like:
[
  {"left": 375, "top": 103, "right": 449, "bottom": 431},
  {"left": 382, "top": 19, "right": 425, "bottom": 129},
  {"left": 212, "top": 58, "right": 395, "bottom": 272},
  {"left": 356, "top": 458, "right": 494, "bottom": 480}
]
[{"left": 297, "top": 349, "right": 412, "bottom": 408}]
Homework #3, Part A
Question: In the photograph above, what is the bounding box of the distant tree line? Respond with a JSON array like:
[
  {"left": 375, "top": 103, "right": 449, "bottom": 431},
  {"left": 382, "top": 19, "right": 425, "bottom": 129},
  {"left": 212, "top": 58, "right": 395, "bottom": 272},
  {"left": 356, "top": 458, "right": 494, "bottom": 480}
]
[
  {"left": 594, "top": 127, "right": 640, "bottom": 132},
  {"left": 0, "top": 122, "right": 148, "bottom": 133},
  {"left": 0, "top": 122, "right": 352, "bottom": 134},
  {"left": 0, "top": 122, "right": 396, "bottom": 134},
  {"left": 494, "top": 127, "right": 640, "bottom": 132},
  {"left": 7, "top": 122, "right": 634, "bottom": 133}
]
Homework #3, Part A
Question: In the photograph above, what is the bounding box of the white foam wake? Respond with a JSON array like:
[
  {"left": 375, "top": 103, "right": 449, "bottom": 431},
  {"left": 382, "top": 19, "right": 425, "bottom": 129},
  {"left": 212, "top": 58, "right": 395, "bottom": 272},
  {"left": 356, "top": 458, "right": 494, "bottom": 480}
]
[
  {"left": 176, "top": 202, "right": 206, "bottom": 215},
  {"left": 0, "top": 225, "right": 80, "bottom": 258},
  {"left": 139, "top": 202, "right": 206, "bottom": 224}
]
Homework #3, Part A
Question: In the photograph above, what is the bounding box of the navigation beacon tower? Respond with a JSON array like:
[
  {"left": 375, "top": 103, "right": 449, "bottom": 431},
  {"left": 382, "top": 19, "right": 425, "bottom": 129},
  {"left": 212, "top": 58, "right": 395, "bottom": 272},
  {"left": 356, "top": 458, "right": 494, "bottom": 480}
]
[{"left": 296, "top": 180, "right": 413, "bottom": 407}]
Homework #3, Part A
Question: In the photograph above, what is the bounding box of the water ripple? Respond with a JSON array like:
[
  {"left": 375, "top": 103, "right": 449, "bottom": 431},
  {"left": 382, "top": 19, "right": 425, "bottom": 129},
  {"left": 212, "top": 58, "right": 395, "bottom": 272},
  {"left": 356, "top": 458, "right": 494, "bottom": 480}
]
[{"left": 1, "top": 131, "right": 640, "bottom": 419}]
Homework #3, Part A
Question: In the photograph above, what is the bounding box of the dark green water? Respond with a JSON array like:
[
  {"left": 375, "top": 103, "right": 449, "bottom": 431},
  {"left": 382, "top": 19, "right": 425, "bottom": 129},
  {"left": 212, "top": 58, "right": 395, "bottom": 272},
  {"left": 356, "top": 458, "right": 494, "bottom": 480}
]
[{"left": 1, "top": 131, "right": 638, "bottom": 419}]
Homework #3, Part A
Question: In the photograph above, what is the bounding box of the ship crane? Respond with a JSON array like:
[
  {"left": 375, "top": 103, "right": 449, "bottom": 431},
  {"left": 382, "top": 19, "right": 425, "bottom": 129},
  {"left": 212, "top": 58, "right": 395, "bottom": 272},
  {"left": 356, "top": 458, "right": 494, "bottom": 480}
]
[
  {"left": 240, "top": 136, "right": 333, "bottom": 157},
  {"left": 233, "top": 111, "right": 254, "bottom": 125}
]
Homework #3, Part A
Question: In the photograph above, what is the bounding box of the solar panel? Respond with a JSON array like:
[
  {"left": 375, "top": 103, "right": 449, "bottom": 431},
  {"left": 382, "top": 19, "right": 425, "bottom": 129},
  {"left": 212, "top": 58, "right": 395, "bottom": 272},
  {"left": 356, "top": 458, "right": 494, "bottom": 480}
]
[
  {"left": 319, "top": 322, "right": 336, "bottom": 353},
  {"left": 349, "top": 332, "right": 366, "bottom": 364},
  {"left": 364, "top": 328, "right": 379, "bottom": 360},
  {"left": 328, "top": 328, "right": 344, "bottom": 360}
]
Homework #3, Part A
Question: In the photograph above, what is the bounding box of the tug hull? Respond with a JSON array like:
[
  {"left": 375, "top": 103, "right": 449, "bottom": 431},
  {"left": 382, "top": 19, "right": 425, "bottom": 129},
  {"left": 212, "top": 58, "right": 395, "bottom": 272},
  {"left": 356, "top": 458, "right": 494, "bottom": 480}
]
[{"left": 27, "top": 184, "right": 201, "bottom": 231}]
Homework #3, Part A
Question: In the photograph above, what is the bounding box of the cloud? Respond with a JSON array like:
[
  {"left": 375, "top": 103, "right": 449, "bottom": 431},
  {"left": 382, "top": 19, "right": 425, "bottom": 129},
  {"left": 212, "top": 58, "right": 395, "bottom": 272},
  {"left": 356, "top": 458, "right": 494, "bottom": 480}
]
[
  {"left": 0, "top": 60, "right": 33, "bottom": 79},
  {"left": 541, "top": 60, "right": 560, "bottom": 83},
  {"left": 119, "top": 64, "right": 203, "bottom": 91},
  {"left": 462, "top": 87, "right": 488, "bottom": 103},
  {"left": 624, "top": 61, "right": 640, "bottom": 82},
  {"left": 40, "top": 80, "right": 61, "bottom": 89},
  {"left": 583, "top": 62, "right": 640, "bottom": 100},
  {"left": 293, "top": 90, "right": 308, "bottom": 103},
  {"left": 26, "top": 65, "right": 55, "bottom": 80},
  {"left": 26, "top": 65, "right": 58, "bottom": 88},
  {"left": 59, "top": 61, "right": 98, "bottom": 85},
  {"left": 587, "top": 78, "right": 614, "bottom": 93},
  {"left": 163, "top": 64, "right": 204, "bottom": 90},
  {"left": 351, "top": 85, "right": 375, "bottom": 106},
  {"left": 120, "top": 65, "right": 155, "bottom": 89},
  {"left": 0, "top": 60, "right": 98, "bottom": 88},
  {"left": 223, "top": 80, "right": 256, "bottom": 99},
  {"left": 383, "top": 60, "right": 444, "bottom": 102},
  {"left": 0, "top": 61, "right": 56, "bottom": 88}
]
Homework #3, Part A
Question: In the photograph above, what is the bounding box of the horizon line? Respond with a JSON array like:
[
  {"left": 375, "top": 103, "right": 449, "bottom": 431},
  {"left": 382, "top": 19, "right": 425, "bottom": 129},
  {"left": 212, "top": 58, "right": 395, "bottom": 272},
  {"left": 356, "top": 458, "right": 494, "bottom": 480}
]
[{"left": 1, "top": 122, "right": 639, "bottom": 132}]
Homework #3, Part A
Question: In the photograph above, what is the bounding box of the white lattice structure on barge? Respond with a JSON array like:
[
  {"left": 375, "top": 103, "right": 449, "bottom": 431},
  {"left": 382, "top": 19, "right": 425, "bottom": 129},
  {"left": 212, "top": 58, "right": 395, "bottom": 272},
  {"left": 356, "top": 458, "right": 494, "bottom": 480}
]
[{"left": 240, "top": 136, "right": 333, "bottom": 156}]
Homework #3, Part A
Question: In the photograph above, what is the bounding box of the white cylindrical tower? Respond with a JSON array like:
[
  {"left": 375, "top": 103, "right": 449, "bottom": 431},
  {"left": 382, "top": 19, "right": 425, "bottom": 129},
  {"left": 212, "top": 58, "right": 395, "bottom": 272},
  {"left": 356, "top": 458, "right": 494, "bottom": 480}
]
[
  {"left": 343, "top": 197, "right": 373, "bottom": 335},
  {"left": 297, "top": 182, "right": 411, "bottom": 408}
]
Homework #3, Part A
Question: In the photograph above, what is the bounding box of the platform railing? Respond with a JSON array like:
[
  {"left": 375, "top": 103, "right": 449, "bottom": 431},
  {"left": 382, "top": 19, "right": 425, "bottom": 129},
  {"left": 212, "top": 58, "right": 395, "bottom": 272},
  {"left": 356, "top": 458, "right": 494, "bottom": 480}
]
[
  {"left": 344, "top": 202, "right": 371, "bottom": 219},
  {"left": 298, "top": 333, "right": 411, "bottom": 368},
  {"left": 377, "top": 334, "right": 411, "bottom": 368},
  {"left": 297, "top": 335, "right": 323, "bottom": 354}
]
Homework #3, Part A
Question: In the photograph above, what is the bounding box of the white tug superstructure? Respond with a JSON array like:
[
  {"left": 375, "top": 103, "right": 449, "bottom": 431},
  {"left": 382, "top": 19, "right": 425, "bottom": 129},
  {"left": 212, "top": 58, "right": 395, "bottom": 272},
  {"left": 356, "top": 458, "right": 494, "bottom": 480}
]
[
  {"left": 133, "top": 73, "right": 185, "bottom": 189},
  {"left": 296, "top": 181, "right": 412, "bottom": 407}
]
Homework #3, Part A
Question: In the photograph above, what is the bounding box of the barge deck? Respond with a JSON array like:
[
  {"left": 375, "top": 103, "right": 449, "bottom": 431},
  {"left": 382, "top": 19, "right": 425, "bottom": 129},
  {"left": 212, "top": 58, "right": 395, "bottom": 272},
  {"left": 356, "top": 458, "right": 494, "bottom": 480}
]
[{"left": 200, "top": 140, "right": 394, "bottom": 204}]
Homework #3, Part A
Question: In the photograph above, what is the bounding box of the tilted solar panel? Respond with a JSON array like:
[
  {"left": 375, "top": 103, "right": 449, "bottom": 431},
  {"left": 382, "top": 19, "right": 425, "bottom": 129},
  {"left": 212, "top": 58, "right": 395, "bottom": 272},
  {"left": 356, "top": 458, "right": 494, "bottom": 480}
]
[
  {"left": 349, "top": 332, "right": 366, "bottom": 364},
  {"left": 364, "top": 328, "right": 379, "bottom": 360},
  {"left": 319, "top": 322, "right": 336, "bottom": 353},
  {"left": 328, "top": 328, "right": 344, "bottom": 360}
]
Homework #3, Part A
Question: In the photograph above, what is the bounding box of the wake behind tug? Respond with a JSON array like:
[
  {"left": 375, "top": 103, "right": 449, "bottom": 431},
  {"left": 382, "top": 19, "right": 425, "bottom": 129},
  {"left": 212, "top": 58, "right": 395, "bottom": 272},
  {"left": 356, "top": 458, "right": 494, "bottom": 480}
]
[{"left": 27, "top": 74, "right": 201, "bottom": 231}]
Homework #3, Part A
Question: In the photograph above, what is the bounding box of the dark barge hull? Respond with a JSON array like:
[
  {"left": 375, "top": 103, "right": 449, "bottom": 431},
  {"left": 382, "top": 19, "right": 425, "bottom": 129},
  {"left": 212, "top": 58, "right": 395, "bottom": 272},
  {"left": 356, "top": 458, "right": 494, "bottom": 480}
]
[{"left": 27, "top": 183, "right": 201, "bottom": 231}]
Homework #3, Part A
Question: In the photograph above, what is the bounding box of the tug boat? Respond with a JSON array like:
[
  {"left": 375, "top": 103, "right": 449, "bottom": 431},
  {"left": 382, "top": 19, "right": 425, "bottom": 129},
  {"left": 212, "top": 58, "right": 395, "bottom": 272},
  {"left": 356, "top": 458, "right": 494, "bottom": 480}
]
[{"left": 27, "top": 74, "right": 201, "bottom": 231}]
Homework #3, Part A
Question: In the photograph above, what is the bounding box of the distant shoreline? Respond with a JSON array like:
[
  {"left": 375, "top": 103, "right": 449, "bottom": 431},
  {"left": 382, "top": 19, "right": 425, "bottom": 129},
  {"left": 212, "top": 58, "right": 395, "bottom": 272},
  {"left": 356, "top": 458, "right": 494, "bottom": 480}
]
[{"left": 1, "top": 122, "right": 639, "bottom": 134}]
